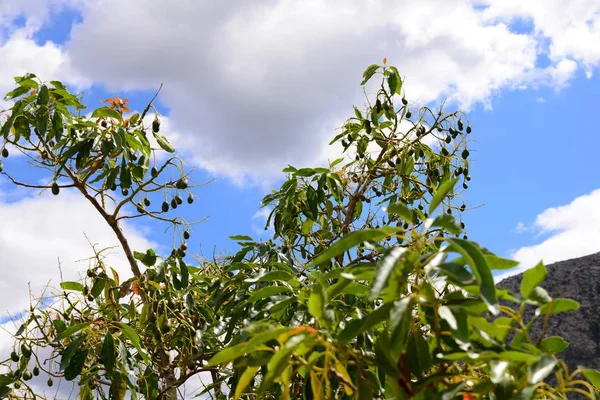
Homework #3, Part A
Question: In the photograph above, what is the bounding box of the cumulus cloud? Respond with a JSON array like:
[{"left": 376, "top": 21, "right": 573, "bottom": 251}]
[
  {"left": 498, "top": 188, "right": 600, "bottom": 280},
  {"left": 0, "top": 188, "right": 156, "bottom": 316},
  {"left": 0, "top": 1, "right": 598, "bottom": 183},
  {"left": 60, "top": 0, "right": 541, "bottom": 182}
]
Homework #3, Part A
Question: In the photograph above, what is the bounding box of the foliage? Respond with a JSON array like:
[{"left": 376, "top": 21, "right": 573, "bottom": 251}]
[{"left": 1, "top": 64, "right": 599, "bottom": 399}]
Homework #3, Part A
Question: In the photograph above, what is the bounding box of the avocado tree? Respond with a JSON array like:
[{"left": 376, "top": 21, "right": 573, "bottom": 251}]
[{"left": 1, "top": 63, "right": 600, "bottom": 399}]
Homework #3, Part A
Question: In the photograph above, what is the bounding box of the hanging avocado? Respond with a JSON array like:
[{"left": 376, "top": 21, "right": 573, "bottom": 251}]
[
  {"left": 51, "top": 182, "right": 60, "bottom": 195},
  {"left": 183, "top": 230, "right": 191, "bottom": 240},
  {"left": 161, "top": 201, "right": 169, "bottom": 212},
  {"left": 2, "top": 148, "right": 8, "bottom": 158},
  {"left": 187, "top": 195, "right": 194, "bottom": 204},
  {"left": 152, "top": 118, "right": 160, "bottom": 133}
]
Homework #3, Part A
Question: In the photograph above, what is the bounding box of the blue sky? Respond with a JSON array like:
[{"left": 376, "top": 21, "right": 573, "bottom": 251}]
[{"left": 1, "top": 1, "right": 600, "bottom": 319}]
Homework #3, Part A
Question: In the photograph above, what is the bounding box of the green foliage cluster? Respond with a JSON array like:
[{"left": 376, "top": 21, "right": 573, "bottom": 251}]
[{"left": 1, "top": 63, "right": 599, "bottom": 399}]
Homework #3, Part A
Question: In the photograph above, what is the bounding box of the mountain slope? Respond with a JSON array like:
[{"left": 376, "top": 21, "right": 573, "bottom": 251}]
[{"left": 498, "top": 252, "right": 600, "bottom": 371}]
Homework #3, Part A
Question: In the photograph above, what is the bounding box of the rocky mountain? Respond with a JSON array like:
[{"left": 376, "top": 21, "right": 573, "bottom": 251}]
[{"left": 498, "top": 252, "right": 600, "bottom": 372}]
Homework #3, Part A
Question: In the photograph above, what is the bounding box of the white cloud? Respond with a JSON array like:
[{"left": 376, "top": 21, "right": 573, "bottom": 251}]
[
  {"left": 480, "top": 0, "right": 600, "bottom": 76},
  {"left": 0, "top": 1, "right": 598, "bottom": 183},
  {"left": 498, "top": 188, "right": 600, "bottom": 280},
  {"left": 59, "top": 0, "right": 542, "bottom": 182},
  {"left": 0, "top": 188, "right": 156, "bottom": 316},
  {"left": 0, "top": 30, "right": 88, "bottom": 110}
]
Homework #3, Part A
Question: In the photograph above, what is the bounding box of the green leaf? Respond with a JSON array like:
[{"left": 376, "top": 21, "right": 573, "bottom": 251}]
[
  {"left": 60, "top": 335, "right": 87, "bottom": 370},
  {"left": 36, "top": 105, "right": 49, "bottom": 136},
  {"left": 118, "top": 322, "right": 149, "bottom": 363},
  {"left": 308, "top": 282, "right": 326, "bottom": 321},
  {"left": 430, "top": 214, "right": 461, "bottom": 235},
  {"left": 302, "top": 219, "right": 314, "bottom": 235},
  {"left": 361, "top": 64, "right": 379, "bottom": 85},
  {"left": 498, "top": 351, "right": 539, "bottom": 363},
  {"left": 435, "top": 263, "right": 475, "bottom": 285},
  {"left": 387, "top": 202, "right": 413, "bottom": 221},
  {"left": 429, "top": 177, "right": 458, "bottom": 214},
  {"left": 338, "top": 302, "right": 393, "bottom": 342},
  {"left": 537, "top": 298, "right": 580, "bottom": 315},
  {"left": 234, "top": 366, "right": 260, "bottom": 399},
  {"left": 229, "top": 235, "right": 254, "bottom": 242},
  {"left": 17, "top": 78, "right": 39, "bottom": 89},
  {"left": 56, "top": 323, "right": 90, "bottom": 340},
  {"left": 208, "top": 343, "right": 247, "bottom": 366},
  {"left": 375, "top": 333, "right": 401, "bottom": 379},
  {"left": 528, "top": 355, "right": 557, "bottom": 384},
  {"left": 60, "top": 281, "right": 84, "bottom": 292},
  {"left": 388, "top": 70, "right": 399, "bottom": 95},
  {"left": 180, "top": 259, "right": 189, "bottom": 288},
  {"left": 246, "top": 286, "right": 290, "bottom": 303},
  {"left": 134, "top": 249, "right": 157, "bottom": 267},
  {"left": 389, "top": 297, "right": 412, "bottom": 348},
  {"left": 4, "top": 85, "right": 30, "bottom": 100},
  {"left": 260, "top": 335, "right": 309, "bottom": 394},
  {"left": 91, "top": 106, "right": 122, "bottom": 120},
  {"left": 153, "top": 131, "right": 175, "bottom": 153},
  {"left": 101, "top": 332, "right": 116, "bottom": 375},
  {"left": 446, "top": 239, "right": 498, "bottom": 314},
  {"left": 580, "top": 368, "right": 600, "bottom": 389},
  {"left": 208, "top": 327, "right": 293, "bottom": 366},
  {"left": 521, "top": 261, "right": 546, "bottom": 298},
  {"left": 245, "top": 270, "right": 295, "bottom": 284},
  {"left": 540, "top": 336, "right": 569, "bottom": 353},
  {"left": 308, "top": 227, "right": 399, "bottom": 267},
  {"left": 485, "top": 255, "right": 519, "bottom": 270},
  {"left": 37, "top": 85, "right": 49, "bottom": 105},
  {"left": 370, "top": 247, "right": 406, "bottom": 300},
  {"left": 64, "top": 348, "right": 88, "bottom": 381}
]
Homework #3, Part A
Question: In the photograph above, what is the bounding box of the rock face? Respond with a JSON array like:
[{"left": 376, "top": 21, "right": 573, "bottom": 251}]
[{"left": 498, "top": 252, "right": 600, "bottom": 372}]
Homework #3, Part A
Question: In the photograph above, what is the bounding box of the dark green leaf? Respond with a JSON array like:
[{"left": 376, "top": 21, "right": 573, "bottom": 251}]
[
  {"left": 388, "top": 70, "right": 399, "bottom": 95},
  {"left": 429, "top": 178, "right": 457, "bottom": 213},
  {"left": 338, "top": 302, "right": 393, "bottom": 342},
  {"left": 64, "top": 348, "right": 88, "bottom": 381},
  {"left": 37, "top": 85, "right": 49, "bottom": 105},
  {"left": 370, "top": 247, "right": 406, "bottom": 299},
  {"left": 436, "top": 263, "right": 475, "bottom": 285},
  {"left": 4, "top": 85, "right": 30, "bottom": 100},
  {"left": 101, "top": 332, "right": 115, "bottom": 375},
  {"left": 246, "top": 286, "right": 290, "bottom": 303},
  {"left": 308, "top": 282, "right": 326, "bottom": 321},
  {"left": 56, "top": 323, "right": 89, "bottom": 340},
  {"left": 387, "top": 202, "right": 413, "bottom": 221},
  {"left": 430, "top": 214, "right": 461, "bottom": 235},
  {"left": 118, "top": 322, "right": 149, "bottom": 363},
  {"left": 308, "top": 227, "right": 399, "bottom": 267},
  {"left": 60, "top": 335, "right": 87, "bottom": 370},
  {"left": 446, "top": 239, "right": 498, "bottom": 314}
]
